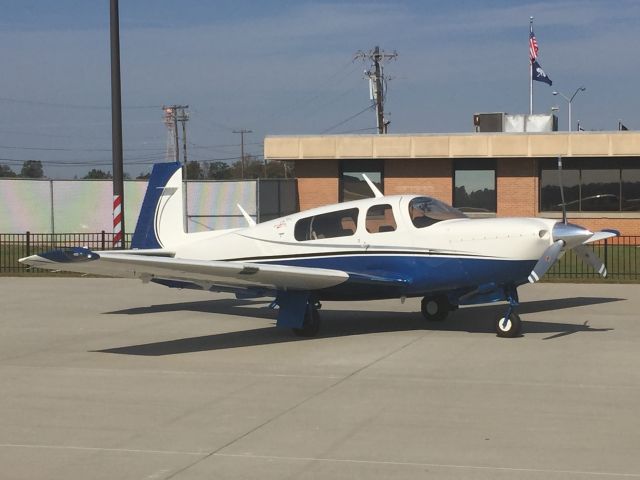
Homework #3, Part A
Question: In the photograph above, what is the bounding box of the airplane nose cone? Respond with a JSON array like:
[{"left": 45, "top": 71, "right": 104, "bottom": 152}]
[{"left": 552, "top": 222, "right": 593, "bottom": 248}]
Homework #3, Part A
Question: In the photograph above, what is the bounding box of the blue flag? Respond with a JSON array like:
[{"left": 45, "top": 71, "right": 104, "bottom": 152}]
[{"left": 532, "top": 60, "right": 552, "bottom": 85}]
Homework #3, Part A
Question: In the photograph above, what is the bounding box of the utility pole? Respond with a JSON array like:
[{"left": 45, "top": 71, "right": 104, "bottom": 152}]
[
  {"left": 233, "top": 129, "right": 252, "bottom": 179},
  {"left": 110, "top": 0, "right": 125, "bottom": 249},
  {"left": 162, "top": 105, "right": 189, "bottom": 232},
  {"left": 354, "top": 46, "right": 398, "bottom": 134},
  {"left": 177, "top": 107, "right": 189, "bottom": 164},
  {"left": 162, "top": 104, "right": 188, "bottom": 162}
]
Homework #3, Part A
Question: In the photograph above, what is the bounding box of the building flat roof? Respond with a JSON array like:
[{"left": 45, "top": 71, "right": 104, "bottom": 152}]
[{"left": 264, "top": 132, "right": 640, "bottom": 160}]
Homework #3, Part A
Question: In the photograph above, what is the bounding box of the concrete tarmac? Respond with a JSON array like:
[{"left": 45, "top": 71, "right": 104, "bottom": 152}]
[{"left": 1, "top": 277, "right": 639, "bottom": 479}]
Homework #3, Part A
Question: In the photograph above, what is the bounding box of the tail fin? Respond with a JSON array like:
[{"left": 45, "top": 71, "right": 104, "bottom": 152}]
[{"left": 131, "top": 162, "right": 186, "bottom": 249}]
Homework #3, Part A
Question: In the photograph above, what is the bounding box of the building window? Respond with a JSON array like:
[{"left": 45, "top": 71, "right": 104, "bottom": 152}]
[
  {"left": 539, "top": 158, "right": 640, "bottom": 212},
  {"left": 340, "top": 160, "right": 383, "bottom": 202},
  {"left": 453, "top": 159, "right": 496, "bottom": 213},
  {"left": 294, "top": 208, "right": 359, "bottom": 241},
  {"left": 366, "top": 204, "right": 397, "bottom": 233}
]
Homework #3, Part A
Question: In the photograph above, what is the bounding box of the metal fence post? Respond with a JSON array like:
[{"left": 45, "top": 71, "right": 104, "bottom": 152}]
[
  {"left": 26, "top": 231, "right": 31, "bottom": 257},
  {"left": 101, "top": 230, "right": 106, "bottom": 251},
  {"left": 49, "top": 179, "right": 55, "bottom": 234},
  {"left": 256, "top": 178, "right": 261, "bottom": 224}
]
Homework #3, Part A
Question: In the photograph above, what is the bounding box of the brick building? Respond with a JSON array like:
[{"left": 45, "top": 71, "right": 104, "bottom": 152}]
[{"left": 264, "top": 132, "right": 640, "bottom": 236}]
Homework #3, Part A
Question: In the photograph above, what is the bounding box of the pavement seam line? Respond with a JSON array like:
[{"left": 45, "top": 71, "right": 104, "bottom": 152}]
[
  {"left": 0, "top": 443, "right": 205, "bottom": 456},
  {"left": 212, "top": 453, "right": 640, "bottom": 478},
  {"left": 163, "top": 331, "right": 430, "bottom": 479}
]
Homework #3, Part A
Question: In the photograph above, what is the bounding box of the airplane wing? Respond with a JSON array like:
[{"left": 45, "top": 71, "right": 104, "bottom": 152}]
[{"left": 19, "top": 247, "right": 353, "bottom": 292}]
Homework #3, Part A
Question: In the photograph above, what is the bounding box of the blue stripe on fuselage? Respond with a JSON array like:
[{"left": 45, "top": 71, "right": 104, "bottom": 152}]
[{"left": 259, "top": 254, "right": 536, "bottom": 300}]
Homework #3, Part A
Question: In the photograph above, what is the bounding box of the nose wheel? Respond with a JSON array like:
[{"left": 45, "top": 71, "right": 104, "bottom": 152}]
[{"left": 496, "top": 311, "right": 522, "bottom": 338}]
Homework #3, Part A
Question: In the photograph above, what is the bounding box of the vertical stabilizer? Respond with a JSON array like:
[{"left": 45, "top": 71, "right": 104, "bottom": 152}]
[{"left": 131, "top": 162, "right": 186, "bottom": 249}]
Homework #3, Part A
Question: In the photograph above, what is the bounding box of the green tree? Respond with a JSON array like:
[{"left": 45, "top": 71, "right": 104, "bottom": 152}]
[
  {"left": 136, "top": 171, "right": 151, "bottom": 180},
  {"left": 20, "top": 160, "right": 44, "bottom": 178},
  {"left": 227, "top": 156, "right": 294, "bottom": 179},
  {"left": 0, "top": 164, "right": 17, "bottom": 177},
  {"left": 205, "top": 161, "right": 232, "bottom": 180},
  {"left": 185, "top": 161, "right": 204, "bottom": 180},
  {"left": 83, "top": 169, "right": 112, "bottom": 179}
]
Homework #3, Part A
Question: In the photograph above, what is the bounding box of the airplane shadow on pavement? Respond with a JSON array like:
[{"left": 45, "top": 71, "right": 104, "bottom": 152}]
[{"left": 96, "top": 296, "right": 624, "bottom": 355}]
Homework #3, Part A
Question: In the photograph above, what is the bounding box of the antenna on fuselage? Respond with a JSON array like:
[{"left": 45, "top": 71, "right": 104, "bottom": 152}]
[
  {"left": 557, "top": 155, "right": 567, "bottom": 224},
  {"left": 237, "top": 204, "right": 256, "bottom": 227},
  {"left": 361, "top": 173, "right": 383, "bottom": 198}
]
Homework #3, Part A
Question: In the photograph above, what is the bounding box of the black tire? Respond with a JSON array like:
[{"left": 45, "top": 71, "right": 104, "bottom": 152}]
[
  {"left": 496, "top": 312, "right": 522, "bottom": 338},
  {"left": 292, "top": 307, "right": 321, "bottom": 337},
  {"left": 421, "top": 295, "right": 450, "bottom": 322}
]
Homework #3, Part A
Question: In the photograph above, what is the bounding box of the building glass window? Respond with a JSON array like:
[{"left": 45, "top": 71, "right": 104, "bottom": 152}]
[
  {"left": 540, "top": 168, "right": 580, "bottom": 212},
  {"left": 539, "top": 158, "right": 640, "bottom": 212},
  {"left": 453, "top": 159, "right": 496, "bottom": 213},
  {"left": 622, "top": 169, "right": 640, "bottom": 211},
  {"left": 366, "top": 204, "right": 397, "bottom": 233},
  {"left": 340, "top": 160, "right": 383, "bottom": 202}
]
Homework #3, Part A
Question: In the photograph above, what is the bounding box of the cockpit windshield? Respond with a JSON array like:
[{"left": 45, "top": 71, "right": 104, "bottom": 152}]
[{"left": 408, "top": 196, "right": 467, "bottom": 228}]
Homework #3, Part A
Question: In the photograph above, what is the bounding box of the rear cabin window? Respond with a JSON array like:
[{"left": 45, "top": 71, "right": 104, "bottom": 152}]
[
  {"left": 366, "top": 204, "right": 397, "bottom": 233},
  {"left": 294, "top": 208, "right": 359, "bottom": 241},
  {"left": 408, "top": 197, "right": 466, "bottom": 228}
]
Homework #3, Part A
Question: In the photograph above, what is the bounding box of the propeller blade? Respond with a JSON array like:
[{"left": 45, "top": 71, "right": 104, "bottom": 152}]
[
  {"left": 528, "top": 240, "right": 564, "bottom": 283},
  {"left": 574, "top": 244, "right": 607, "bottom": 277},
  {"left": 582, "top": 229, "right": 620, "bottom": 244}
]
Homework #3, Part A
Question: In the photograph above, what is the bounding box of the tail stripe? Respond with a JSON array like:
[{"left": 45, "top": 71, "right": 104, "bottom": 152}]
[{"left": 131, "top": 162, "right": 182, "bottom": 249}]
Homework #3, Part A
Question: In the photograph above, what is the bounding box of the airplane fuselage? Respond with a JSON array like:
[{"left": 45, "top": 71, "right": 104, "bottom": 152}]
[{"left": 173, "top": 195, "right": 558, "bottom": 300}]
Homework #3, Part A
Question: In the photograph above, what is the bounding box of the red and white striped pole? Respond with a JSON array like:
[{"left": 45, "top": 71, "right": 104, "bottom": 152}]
[
  {"left": 113, "top": 194, "right": 123, "bottom": 248},
  {"left": 110, "top": 0, "right": 125, "bottom": 248}
]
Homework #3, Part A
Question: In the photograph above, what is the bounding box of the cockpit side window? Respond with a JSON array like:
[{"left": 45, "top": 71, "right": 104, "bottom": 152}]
[
  {"left": 408, "top": 197, "right": 466, "bottom": 228},
  {"left": 366, "top": 204, "right": 397, "bottom": 233},
  {"left": 294, "top": 208, "right": 359, "bottom": 241}
]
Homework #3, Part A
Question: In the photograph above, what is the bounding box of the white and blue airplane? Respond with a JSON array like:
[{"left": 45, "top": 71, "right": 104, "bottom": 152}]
[{"left": 20, "top": 161, "right": 619, "bottom": 338}]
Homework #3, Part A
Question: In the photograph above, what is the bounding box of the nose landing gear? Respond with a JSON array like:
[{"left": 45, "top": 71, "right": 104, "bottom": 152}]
[{"left": 496, "top": 288, "right": 522, "bottom": 338}]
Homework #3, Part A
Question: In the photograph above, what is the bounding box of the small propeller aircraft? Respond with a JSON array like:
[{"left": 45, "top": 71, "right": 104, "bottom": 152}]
[{"left": 20, "top": 159, "right": 618, "bottom": 338}]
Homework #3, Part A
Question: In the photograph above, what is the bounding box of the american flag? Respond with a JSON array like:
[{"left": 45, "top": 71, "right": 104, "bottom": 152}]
[{"left": 529, "top": 26, "right": 539, "bottom": 62}]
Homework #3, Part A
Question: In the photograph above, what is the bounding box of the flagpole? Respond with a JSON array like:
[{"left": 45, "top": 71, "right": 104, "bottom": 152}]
[{"left": 529, "top": 16, "right": 534, "bottom": 115}]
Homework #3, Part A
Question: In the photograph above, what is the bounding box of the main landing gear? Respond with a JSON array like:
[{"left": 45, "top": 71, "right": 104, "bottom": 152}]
[
  {"left": 292, "top": 301, "right": 321, "bottom": 337},
  {"left": 421, "top": 295, "right": 456, "bottom": 322}
]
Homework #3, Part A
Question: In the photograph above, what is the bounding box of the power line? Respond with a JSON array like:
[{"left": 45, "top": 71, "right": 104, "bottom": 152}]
[
  {"left": 321, "top": 104, "right": 375, "bottom": 134},
  {"left": 0, "top": 95, "right": 158, "bottom": 110},
  {"left": 0, "top": 144, "right": 165, "bottom": 152}
]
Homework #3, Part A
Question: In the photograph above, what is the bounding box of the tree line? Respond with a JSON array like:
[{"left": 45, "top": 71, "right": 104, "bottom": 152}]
[{"left": 0, "top": 156, "right": 293, "bottom": 180}]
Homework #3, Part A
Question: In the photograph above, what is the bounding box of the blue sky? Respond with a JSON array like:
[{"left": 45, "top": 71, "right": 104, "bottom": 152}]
[{"left": 1, "top": 0, "right": 638, "bottom": 178}]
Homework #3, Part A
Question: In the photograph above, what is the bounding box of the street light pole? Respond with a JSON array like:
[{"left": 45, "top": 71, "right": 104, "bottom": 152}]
[{"left": 553, "top": 86, "right": 586, "bottom": 132}]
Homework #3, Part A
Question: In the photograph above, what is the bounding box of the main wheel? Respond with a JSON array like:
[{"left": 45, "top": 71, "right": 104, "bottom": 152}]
[
  {"left": 496, "top": 312, "right": 522, "bottom": 338},
  {"left": 421, "top": 295, "right": 450, "bottom": 322},
  {"left": 292, "top": 306, "right": 321, "bottom": 337}
]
